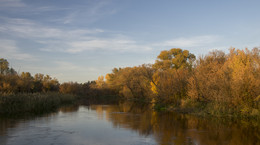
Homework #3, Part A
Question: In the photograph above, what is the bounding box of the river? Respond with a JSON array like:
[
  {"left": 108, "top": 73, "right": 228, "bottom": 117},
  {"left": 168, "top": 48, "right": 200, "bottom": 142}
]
[{"left": 0, "top": 102, "right": 259, "bottom": 145}]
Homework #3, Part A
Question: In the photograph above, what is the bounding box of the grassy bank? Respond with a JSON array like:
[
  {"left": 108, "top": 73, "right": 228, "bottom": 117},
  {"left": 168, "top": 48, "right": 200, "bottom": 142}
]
[
  {"left": 159, "top": 99, "right": 260, "bottom": 119},
  {"left": 0, "top": 93, "right": 77, "bottom": 115}
]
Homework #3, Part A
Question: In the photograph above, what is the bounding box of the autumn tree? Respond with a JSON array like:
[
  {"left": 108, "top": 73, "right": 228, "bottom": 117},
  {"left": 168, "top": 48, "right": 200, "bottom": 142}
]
[
  {"left": 105, "top": 65, "right": 155, "bottom": 100},
  {"left": 42, "top": 75, "right": 59, "bottom": 92},
  {"left": 153, "top": 48, "right": 195, "bottom": 70},
  {"left": 33, "top": 73, "right": 44, "bottom": 92},
  {"left": 227, "top": 48, "right": 260, "bottom": 107},
  {"left": 187, "top": 48, "right": 260, "bottom": 114},
  {"left": 95, "top": 75, "right": 105, "bottom": 88},
  {"left": 0, "top": 58, "right": 9, "bottom": 75},
  {"left": 152, "top": 69, "right": 190, "bottom": 105},
  {"left": 187, "top": 50, "right": 227, "bottom": 102},
  {"left": 0, "top": 58, "right": 61, "bottom": 94},
  {"left": 120, "top": 66, "right": 154, "bottom": 100},
  {"left": 105, "top": 68, "right": 120, "bottom": 89},
  {"left": 0, "top": 75, "right": 19, "bottom": 93},
  {"left": 150, "top": 48, "right": 195, "bottom": 105},
  {"left": 16, "top": 72, "right": 34, "bottom": 93},
  {"left": 59, "top": 82, "right": 82, "bottom": 94}
]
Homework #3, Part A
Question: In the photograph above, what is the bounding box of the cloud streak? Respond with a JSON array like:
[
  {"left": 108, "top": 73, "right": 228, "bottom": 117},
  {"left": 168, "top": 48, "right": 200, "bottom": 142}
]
[
  {"left": 0, "top": 17, "right": 223, "bottom": 57},
  {"left": 0, "top": 0, "right": 25, "bottom": 8},
  {"left": 0, "top": 17, "right": 152, "bottom": 54},
  {"left": 0, "top": 17, "right": 222, "bottom": 55},
  {"left": 0, "top": 17, "right": 103, "bottom": 38},
  {"left": 160, "top": 35, "right": 219, "bottom": 48},
  {"left": 66, "top": 38, "right": 152, "bottom": 53},
  {"left": 41, "top": 1, "right": 117, "bottom": 25}
]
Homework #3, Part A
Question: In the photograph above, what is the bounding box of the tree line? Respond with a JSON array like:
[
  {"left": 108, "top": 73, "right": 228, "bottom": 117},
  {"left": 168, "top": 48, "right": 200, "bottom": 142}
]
[
  {"left": 1, "top": 47, "right": 259, "bottom": 116},
  {"left": 103, "top": 48, "right": 260, "bottom": 116},
  {"left": 0, "top": 58, "right": 116, "bottom": 103},
  {"left": 0, "top": 58, "right": 59, "bottom": 93}
]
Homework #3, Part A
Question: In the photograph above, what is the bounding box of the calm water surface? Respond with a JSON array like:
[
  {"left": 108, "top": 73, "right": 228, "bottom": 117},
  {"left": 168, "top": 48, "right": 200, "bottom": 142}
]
[{"left": 0, "top": 102, "right": 259, "bottom": 145}]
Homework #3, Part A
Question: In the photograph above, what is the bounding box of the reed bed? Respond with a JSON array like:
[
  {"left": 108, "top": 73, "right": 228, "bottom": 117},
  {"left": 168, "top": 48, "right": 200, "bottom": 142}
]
[{"left": 0, "top": 93, "right": 76, "bottom": 115}]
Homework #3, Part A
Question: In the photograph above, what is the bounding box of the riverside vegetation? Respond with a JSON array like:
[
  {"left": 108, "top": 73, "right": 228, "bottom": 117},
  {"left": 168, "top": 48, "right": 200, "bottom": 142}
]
[
  {"left": 0, "top": 58, "right": 118, "bottom": 115},
  {"left": 0, "top": 47, "right": 259, "bottom": 118}
]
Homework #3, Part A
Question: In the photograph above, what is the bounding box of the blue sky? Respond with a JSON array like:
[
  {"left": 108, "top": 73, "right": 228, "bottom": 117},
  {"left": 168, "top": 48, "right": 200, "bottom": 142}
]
[{"left": 1, "top": 0, "right": 259, "bottom": 83}]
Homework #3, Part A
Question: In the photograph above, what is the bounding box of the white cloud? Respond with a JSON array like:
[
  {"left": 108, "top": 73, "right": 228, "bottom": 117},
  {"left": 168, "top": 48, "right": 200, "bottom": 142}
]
[
  {"left": 0, "top": 39, "right": 35, "bottom": 60},
  {"left": 161, "top": 35, "right": 219, "bottom": 48}
]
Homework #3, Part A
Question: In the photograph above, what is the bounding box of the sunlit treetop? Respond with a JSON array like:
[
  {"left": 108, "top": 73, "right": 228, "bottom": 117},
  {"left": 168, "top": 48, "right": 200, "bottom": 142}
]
[{"left": 153, "top": 48, "right": 196, "bottom": 70}]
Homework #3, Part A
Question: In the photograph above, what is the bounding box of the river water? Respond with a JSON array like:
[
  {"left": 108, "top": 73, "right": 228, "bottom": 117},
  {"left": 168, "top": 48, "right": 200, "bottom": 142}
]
[{"left": 0, "top": 102, "right": 259, "bottom": 145}]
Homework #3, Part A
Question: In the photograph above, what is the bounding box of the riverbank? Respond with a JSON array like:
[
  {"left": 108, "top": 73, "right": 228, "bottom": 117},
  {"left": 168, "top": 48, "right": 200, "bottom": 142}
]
[
  {"left": 0, "top": 93, "right": 77, "bottom": 115},
  {"left": 1, "top": 92, "right": 259, "bottom": 120},
  {"left": 159, "top": 100, "right": 260, "bottom": 119}
]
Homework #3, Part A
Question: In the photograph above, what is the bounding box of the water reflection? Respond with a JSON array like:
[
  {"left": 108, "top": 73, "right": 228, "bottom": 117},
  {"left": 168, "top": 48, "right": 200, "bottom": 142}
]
[
  {"left": 0, "top": 103, "right": 260, "bottom": 145},
  {"left": 89, "top": 102, "right": 260, "bottom": 145},
  {"left": 59, "top": 105, "right": 79, "bottom": 113}
]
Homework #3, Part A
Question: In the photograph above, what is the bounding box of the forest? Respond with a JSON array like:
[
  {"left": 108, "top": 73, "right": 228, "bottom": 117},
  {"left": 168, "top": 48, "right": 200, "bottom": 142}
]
[{"left": 0, "top": 47, "right": 259, "bottom": 117}]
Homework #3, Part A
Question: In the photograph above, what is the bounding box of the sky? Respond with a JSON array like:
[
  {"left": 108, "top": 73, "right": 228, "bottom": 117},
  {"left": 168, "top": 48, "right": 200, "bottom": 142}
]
[{"left": 0, "top": 0, "right": 259, "bottom": 83}]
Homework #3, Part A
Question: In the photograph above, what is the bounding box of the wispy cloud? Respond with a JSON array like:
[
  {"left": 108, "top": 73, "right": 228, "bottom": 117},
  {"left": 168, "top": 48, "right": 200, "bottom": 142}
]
[
  {"left": 0, "top": 0, "right": 25, "bottom": 8},
  {"left": 1, "top": 17, "right": 223, "bottom": 55},
  {"left": 62, "top": 11, "right": 78, "bottom": 24},
  {"left": 0, "top": 17, "right": 103, "bottom": 38},
  {"left": 0, "top": 39, "right": 35, "bottom": 60},
  {"left": 160, "top": 35, "right": 220, "bottom": 48},
  {"left": 54, "top": 61, "right": 99, "bottom": 72},
  {"left": 66, "top": 38, "right": 152, "bottom": 53},
  {"left": 40, "top": 37, "right": 152, "bottom": 53},
  {"left": 0, "top": 17, "right": 152, "bottom": 53},
  {"left": 51, "top": 1, "right": 117, "bottom": 24},
  {"left": 54, "top": 61, "right": 82, "bottom": 71},
  {"left": 0, "top": 17, "right": 224, "bottom": 56},
  {"left": 0, "top": 0, "right": 117, "bottom": 25}
]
